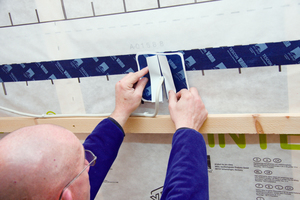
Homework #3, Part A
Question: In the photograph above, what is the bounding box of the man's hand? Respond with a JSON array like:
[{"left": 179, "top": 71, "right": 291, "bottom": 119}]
[
  {"left": 110, "top": 67, "right": 149, "bottom": 127},
  {"left": 168, "top": 87, "right": 208, "bottom": 131}
]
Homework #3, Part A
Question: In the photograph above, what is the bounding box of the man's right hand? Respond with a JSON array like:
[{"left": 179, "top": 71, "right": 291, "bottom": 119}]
[{"left": 168, "top": 87, "right": 208, "bottom": 131}]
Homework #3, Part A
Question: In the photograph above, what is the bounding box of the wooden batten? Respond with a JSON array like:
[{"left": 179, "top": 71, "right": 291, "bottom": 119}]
[{"left": 0, "top": 113, "right": 300, "bottom": 134}]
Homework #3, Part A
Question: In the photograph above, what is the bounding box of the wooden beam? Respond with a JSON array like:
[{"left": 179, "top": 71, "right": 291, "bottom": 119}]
[{"left": 0, "top": 113, "right": 299, "bottom": 134}]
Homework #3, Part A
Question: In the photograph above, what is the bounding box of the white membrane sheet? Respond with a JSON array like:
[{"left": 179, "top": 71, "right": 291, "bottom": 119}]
[
  {"left": 0, "top": 0, "right": 300, "bottom": 65},
  {"left": 90, "top": 134, "right": 300, "bottom": 200}
]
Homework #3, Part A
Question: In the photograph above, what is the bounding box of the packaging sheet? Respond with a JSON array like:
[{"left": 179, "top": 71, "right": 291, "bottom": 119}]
[{"left": 84, "top": 133, "right": 300, "bottom": 200}]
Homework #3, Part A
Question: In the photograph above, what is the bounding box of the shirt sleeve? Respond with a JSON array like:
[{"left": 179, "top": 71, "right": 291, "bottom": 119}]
[
  {"left": 83, "top": 118, "right": 124, "bottom": 200},
  {"left": 161, "top": 128, "right": 209, "bottom": 200}
]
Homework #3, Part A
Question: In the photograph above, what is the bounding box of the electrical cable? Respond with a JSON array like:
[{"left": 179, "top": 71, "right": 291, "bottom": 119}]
[{"left": 0, "top": 77, "right": 165, "bottom": 118}]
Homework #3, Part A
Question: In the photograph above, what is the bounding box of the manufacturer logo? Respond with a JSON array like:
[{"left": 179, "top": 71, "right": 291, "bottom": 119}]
[
  {"left": 290, "top": 47, "right": 300, "bottom": 60},
  {"left": 215, "top": 62, "right": 226, "bottom": 69},
  {"left": 92, "top": 57, "right": 99, "bottom": 62},
  {"left": 48, "top": 74, "right": 57, "bottom": 80},
  {"left": 285, "top": 47, "right": 300, "bottom": 61},
  {"left": 71, "top": 59, "right": 83, "bottom": 68},
  {"left": 250, "top": 43, "right": 268, "bottom": 55},
  {"left": 96, "top": 62, "right": 109, "bottom": 73},
  {"left": 2, "top": 65, "right": 12, "bottom": 74},
  {"left": 254, "top": 44, "right": 268, "bottom": 54},
  {"left": 185, "top": 56, "right": 196, "bottom": 68},
  {"left": 23, "top": 68, "right": 35, "bottom": 79},
  {"left": 126, "top": 68, "right": 134, "bottom": 73}
]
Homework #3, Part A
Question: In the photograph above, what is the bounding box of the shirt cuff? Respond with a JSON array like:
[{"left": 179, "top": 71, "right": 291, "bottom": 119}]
[
  {"left": 107, "top": 117, "right": 125, "bottom": 136},
  {"left": 176, "top": 127, "right": 194, "bottom": 131}
]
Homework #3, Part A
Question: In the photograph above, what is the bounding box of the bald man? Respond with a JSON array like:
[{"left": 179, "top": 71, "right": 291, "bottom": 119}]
[{"left": 0, "top": 67, "right": 209, "bottom": 200}]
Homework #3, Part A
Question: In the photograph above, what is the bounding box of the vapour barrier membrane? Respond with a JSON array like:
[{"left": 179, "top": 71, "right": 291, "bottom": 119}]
[{"left": 1, "top": 0, "right": 300, "bottom": 199}]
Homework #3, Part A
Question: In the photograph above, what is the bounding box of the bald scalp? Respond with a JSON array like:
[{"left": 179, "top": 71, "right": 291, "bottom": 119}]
[{"left": 0, "top": 124, "right": 83, "bottom": 200}]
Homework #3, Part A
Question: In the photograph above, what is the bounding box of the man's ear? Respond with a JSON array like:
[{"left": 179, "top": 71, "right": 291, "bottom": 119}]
[{"left": 61, "top": 188, "right": 73, "bottom": 200}]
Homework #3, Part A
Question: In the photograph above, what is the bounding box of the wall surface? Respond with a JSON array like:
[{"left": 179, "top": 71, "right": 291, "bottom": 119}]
[{"left": 0, "top": 0, "right": 300, "bottom": 199}]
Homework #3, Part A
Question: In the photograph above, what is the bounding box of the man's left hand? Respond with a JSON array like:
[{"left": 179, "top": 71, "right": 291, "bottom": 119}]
[{"left": 110, "top": 67, "right": 149, "bottom": 127}]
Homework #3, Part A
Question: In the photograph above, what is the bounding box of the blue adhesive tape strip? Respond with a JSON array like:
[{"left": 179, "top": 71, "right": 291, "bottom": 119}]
[{"left": 0, "top": 40, "right": 300, "bottom": 83}]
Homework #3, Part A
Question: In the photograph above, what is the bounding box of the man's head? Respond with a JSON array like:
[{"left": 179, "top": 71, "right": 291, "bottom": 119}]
[{"left": 0, "top": 124, "right": 90, "bottom": 200}]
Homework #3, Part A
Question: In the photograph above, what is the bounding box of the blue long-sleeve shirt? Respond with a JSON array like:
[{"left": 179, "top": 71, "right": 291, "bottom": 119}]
[
  {"left": 83, "top": 118, "right": 124, "bottom": 200},
  {"left": 83, "top": 118, "right": 209, "bottom": 200},
  {"left": 161, "top": 128, "right": 209, "bottom": 200}
]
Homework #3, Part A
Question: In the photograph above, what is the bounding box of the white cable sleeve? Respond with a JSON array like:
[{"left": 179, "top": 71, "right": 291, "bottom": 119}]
[
  {"left": 145, "top": 55, "right": 163, "bottom": 102},
  {"left": 158, "top": 55, "right": 176, "bottom": 99},
  {"left": 131, "top": 76, "right": 164, "bottom": 117}
]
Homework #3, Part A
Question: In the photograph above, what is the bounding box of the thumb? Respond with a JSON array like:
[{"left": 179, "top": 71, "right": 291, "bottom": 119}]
[
  {"left": 134, "top": 77, "right": 148, "bottom": 95},
  {"left": 168, "top": 90, "right": 177, "bottom": 107}
]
